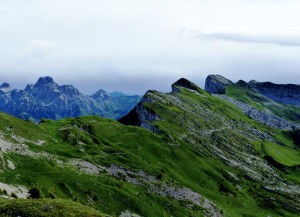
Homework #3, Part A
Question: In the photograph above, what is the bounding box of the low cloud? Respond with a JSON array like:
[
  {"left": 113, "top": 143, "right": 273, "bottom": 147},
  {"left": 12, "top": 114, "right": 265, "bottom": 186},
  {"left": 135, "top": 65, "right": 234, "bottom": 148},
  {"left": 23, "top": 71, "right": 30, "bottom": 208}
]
[{"left": 197, "top": 32, "right": 300, "bottom": 47}]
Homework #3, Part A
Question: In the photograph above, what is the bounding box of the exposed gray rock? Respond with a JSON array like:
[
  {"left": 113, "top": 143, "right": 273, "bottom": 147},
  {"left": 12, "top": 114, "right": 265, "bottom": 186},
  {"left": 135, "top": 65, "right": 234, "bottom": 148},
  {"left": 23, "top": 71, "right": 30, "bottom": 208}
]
[
  {"left": 252, "top": 81, "right": 300, "bottom": 106},
  {"left": 106, "top": 164, "right": 222, "bottom": 217},
  {"left": 119, "top": 91, "right": 161, "bottom": 132},
  {"left": 216, "top": 94, "right": 300, "bottom": 130},
  {"left": 150, "top": 184, "right": 223, "bottom": 217},
  {"left": 119, "top": 211, "right": 141, "bottom": 217},
  {"left": 172, "top": 78, "right": 201, "bottom": 93},
  {"left": 205, "top": 75, "right": 233, "bottom": 94}
]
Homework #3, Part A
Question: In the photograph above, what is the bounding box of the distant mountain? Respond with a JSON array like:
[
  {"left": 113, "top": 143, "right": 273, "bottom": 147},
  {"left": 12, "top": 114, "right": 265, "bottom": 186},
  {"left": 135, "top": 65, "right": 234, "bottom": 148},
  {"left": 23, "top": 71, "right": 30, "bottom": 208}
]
[{"left": 0, "top": 76, "right": 141, "bottom": 121}]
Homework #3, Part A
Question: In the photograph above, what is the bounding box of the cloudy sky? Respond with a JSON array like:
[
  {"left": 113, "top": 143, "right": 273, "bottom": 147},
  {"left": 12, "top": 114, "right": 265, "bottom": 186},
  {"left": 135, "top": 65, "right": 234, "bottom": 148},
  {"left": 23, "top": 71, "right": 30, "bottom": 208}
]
[{"left": 1, "top": 0, "right": 300, "bottom": 94}]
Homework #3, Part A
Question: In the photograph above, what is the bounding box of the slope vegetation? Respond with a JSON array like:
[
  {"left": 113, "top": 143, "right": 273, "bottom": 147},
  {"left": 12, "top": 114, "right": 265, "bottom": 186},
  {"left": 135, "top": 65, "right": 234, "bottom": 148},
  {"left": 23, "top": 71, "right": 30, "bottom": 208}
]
[{"left": 0, "top": 78, "right": 299, "bottom": 216}]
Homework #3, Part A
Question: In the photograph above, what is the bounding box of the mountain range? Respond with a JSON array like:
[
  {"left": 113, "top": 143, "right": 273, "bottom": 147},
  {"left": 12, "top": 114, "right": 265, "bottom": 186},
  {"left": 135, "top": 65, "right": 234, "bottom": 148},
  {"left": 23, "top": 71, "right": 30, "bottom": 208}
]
[
  {"left": 0, "top": 75, "right": 299, "bottom": 216},
  {"left": 0, "top": 76, "right": 141, "bottom": 122}
]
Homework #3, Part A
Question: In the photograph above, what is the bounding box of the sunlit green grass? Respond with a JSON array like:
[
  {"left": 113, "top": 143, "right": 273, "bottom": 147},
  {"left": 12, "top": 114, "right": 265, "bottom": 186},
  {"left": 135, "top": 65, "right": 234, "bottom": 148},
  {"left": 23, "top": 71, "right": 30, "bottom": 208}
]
[{"left": 262, "top": 142, "right": 300, "bottom": 166}]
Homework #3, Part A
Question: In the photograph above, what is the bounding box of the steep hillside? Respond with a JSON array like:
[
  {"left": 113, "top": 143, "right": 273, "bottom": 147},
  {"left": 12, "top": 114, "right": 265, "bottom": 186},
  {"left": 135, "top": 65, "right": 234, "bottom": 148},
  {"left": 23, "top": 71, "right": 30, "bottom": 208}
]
[
  {"left": 0, "top": 76, "right": 141, "bottom": 121},
  {"left": 0, "top": 78, "right": 299, "bottom": 216},
  {"left": 120, "top": 78, "right": 300, "bottom": 216}
]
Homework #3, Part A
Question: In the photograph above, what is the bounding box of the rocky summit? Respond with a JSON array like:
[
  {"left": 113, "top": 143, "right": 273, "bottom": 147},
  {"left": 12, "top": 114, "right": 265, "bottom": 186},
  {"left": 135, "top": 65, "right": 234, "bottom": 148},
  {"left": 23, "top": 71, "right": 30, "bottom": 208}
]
[
  {"left": 0, "top": 76, "right": 141, "bottom": 121},
  {"left": 205, "top": 74, "right": 233, "bottom": 94}
]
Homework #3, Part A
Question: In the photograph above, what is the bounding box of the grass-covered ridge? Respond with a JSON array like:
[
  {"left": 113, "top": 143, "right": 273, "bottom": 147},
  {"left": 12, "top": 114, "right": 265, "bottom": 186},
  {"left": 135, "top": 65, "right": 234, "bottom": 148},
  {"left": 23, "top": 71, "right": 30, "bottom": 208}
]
[{"left": 0, "top": 78, "right": 299, "bottom": 216}]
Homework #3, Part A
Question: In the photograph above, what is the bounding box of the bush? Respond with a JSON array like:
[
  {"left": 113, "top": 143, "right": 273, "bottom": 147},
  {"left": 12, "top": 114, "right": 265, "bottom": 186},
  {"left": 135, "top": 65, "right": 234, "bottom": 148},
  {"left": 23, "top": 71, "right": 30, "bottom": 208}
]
[
  {"left": 47, "top": 191, "right": 56, "bottom": 199},
  {"left": 28, "top": 185, "right": 43, "bottom": 199}
]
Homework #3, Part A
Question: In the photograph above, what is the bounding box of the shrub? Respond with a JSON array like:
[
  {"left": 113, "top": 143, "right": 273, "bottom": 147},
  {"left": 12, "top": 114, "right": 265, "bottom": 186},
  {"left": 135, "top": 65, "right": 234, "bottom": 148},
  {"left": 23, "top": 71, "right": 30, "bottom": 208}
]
[
  {"left": 47, "top": 191, "right": 56, "bottom": 199},
  {"left": 28, "top": 185, "right": 43, "bottom": 199}
]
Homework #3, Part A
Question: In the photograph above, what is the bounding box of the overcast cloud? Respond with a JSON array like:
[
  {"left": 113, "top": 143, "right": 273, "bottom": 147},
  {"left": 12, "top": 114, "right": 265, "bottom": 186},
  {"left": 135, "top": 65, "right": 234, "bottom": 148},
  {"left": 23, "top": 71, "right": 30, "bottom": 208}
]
[{"left": 0, "top": 0, "right": 300, "bottom": 94}]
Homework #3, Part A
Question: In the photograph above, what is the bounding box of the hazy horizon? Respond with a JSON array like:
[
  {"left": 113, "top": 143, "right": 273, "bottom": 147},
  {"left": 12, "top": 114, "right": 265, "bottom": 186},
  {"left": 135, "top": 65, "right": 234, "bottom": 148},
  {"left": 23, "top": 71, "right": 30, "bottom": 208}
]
[{"left": 1, "top": 0, "right": 300, "bottom": 94}]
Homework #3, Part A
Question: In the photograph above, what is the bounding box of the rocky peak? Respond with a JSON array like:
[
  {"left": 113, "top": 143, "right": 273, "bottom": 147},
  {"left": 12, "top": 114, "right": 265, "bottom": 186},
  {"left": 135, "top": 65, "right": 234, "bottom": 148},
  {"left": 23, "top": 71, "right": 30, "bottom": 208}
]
[
  {"left": 249, "top": 80, "right": 259, "bottom": 87},
  {"left": 33, "top": 76, "right": 56, "bottom": 88},
  {"left": 0, "top": 82, "right": 12, "bottom": 93},
  {"left": 91, "top": 89, "right": 109, "bottom": 99},
  {"left": 0, "top": 82, "right": 10, "bottom": 89},
  {"left": 24, "top": 84, "right": 33, "bottom": 92},
  {"left": 171, "top": 78, "right": 200, "bottom": 93},
  {"left": 59, "top": 85, "right": 81, "bottom": 96},
  {"left": 205, "top": 75, "right": 233, "bottom": 94},
  {"left": 236, "top": 80, "right": 250, "bottom": 88}
]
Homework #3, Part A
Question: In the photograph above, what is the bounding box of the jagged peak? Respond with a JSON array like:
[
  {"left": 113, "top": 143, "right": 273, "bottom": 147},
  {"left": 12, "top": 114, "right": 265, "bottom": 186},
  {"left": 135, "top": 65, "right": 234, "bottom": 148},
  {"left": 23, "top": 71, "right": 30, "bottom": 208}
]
[
  {"left": 91, "top": 89, "right": 109, "bottom": 98},
  {"left": 0, "top": 82, "right": 12, "bottom": 93},
  {"left": 0, "top": 82, "right": 11, "bottom": 89},
  {"left": 1, "top": 82, "right": 10, "bottom": 88},
  {"left": 33, "top": 76, "right": 56, "bottom": 88},
  {"left": 24, "top": 84, "right": 33, "bottom": 92},
  {"left": 171, "top": 78, "right": 200, "bottom": 93}
]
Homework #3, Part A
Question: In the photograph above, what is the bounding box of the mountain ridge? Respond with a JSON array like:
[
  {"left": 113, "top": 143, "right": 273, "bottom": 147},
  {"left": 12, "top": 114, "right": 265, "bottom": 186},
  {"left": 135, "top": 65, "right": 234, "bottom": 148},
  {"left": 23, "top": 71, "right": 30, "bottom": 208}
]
[
  {"left": 120, "top": 77, "right": 300, "bottom": 216},
  {"left": 205, "top": 74, "right": 300, "bottom": 106},
  {"left": 0, "top": 76, "right": 299, "bottom": 216},
  {"left": 0, "top": 76, "right": 141, "bottom": 121}
]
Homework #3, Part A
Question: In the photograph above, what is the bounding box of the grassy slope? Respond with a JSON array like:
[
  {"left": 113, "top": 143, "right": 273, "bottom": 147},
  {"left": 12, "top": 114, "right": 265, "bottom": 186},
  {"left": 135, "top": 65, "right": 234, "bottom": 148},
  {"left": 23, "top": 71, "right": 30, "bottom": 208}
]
[
  {"left": 262, "top": 142, "right": 300, "bottom": 166},
  {"left": 0, "top": 198, "right": 107, "bottom": 217},
  {"left": 0, "top": 115, "right": 210, "bottom": 216},
  {"left": 226, "top": 83, "right": 300, "bottom": 123},
  {"left": 0, "top": 84, "right": 299, "bottom": 216},
  {"left": 138, "top": 87, "right": 300, "bottom": 216},
  {"left": 225, "top": 83, "right": 300, "bottom": 167}
]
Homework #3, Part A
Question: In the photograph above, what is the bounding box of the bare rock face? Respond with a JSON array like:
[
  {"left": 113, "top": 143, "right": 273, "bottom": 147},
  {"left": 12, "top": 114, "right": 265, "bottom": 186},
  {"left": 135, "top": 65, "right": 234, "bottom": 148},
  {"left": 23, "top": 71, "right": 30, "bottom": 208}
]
[
  {"left": 205, "top": 74, "right": 300, "bottom": 106},
  {"left": 171, "top": 78, "right": 200, "bottom": 93},
  {"left": 119, "top": 91, "right": 160, "bottom": 132},
  {"left": 216, "top": 94, "right": 300, "bottom": 130},
  {"left": 251, "top": 82, "right": 300, "bottom": 106},
  {"left": 205, "top": 75, "right": 233, "bottom": 94}
]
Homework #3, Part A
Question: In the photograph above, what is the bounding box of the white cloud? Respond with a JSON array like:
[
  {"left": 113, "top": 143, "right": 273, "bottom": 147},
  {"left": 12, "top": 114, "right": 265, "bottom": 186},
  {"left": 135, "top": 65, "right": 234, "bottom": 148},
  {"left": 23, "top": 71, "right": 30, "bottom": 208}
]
[
  {"left": 25, "top": 40, "right": 57, "bottom": 57},
  {"left": 192, "top": 29, "right": 300, "bottom": 46},
  {"left": 0, "top": 0, "right": 300, "bottom": 94}
]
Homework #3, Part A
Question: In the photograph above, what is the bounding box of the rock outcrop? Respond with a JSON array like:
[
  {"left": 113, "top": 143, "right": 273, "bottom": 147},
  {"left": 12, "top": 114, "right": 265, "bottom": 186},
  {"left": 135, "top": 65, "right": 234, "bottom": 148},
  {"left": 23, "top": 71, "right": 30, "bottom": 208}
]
[
  {"left": 251, "top": 82, "right": 300, "bottom": 106},
  {"left": 171, "top": 78, "right": 200, "bottom": 93},
  {"left": 216, "top": 94, "right": 300, "bottom": 130},
  {"left": 205, "top": 74, "right": 233, "bottom": 94},
  {"left": 119, "top": 91, "right": 160, "bottom": 132}
]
